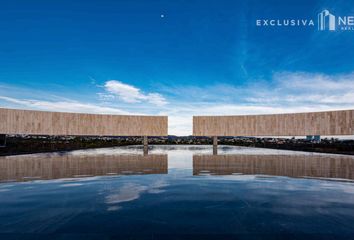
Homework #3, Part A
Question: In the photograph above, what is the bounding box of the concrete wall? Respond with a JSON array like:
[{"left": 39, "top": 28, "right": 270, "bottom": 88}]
[
  {"left": 193, "top": 154, "right": 354, "bottom": 179},
  {"left": 193, "top": 110, "right": 354, "bottom": 136},
  {"left": 0, "top": 108, "right": 168, "bottom": 136}
]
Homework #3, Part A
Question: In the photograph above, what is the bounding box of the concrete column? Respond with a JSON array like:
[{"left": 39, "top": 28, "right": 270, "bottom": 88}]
[
  {"left": 213, "top": 136, "right": 218, "bottom": 147},
  {"left": 143, "top": 136, "right": 148, "bottom": 147},
  {"left": 143, "top": 136, "right": 148, "bottom": 156}
]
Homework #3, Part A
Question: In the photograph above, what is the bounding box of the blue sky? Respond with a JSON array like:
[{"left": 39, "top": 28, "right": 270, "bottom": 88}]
[{"left": 0, "top": 0, "right": 354, "bottom": 135}]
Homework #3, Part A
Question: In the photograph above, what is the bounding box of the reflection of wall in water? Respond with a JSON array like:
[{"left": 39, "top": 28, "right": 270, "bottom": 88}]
[
  {"left": 0, "top": 154, "right": 168, "bottom": 182},
  {"left": 193, "top": 154, "right": 354, "bottom": 180}
]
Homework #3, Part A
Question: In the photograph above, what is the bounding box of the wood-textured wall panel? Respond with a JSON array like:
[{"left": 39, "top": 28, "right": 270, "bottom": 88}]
[
  {"left": 0, "top": 108, "right": 8, "bottom": 133},
  {"left": 193, "top": 110, "right": 354, "bottom": 136},
  {"left": 0, "top": 108, "right": 168, "bottom": 136}
]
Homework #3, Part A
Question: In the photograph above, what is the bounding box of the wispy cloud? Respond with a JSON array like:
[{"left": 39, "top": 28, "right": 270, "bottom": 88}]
[
  {"left": 102, "top": 80, "right": 168, "bottom": 106},
  {"left": 159, "top": 71, "right": 354, "bottom": 135},
  {"left": 0, "top": 96, "right": 134, "bottom": 115},
  {"left": 246, "top": 72, "right": 354, "bottom": 106}
]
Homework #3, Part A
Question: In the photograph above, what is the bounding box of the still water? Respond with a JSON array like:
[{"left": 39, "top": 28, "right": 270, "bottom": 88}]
[{"left": 0, "top": 145, "right": 354, "bottom": 239}]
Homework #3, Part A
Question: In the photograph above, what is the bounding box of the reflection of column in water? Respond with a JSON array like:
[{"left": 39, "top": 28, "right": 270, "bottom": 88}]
[
  {"left": 0, "top": 153, "right": 168, "bottom": 182},
  {"left": 143, "top": 136, "right": 149, "bottom": 156},
  {"left": 143, "top": 146, "right": 149, "bottom": 156},
  {"left": 213, "top": 145, "right": 217, "bottom": 155},
  {"left": 193, "top": 154, "right": 354, "bottom": 180}
]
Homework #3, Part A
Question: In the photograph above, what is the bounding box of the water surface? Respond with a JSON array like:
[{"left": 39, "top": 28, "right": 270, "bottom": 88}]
[{"left": 0, "top": 145, "right": 354, "bottom": 239}]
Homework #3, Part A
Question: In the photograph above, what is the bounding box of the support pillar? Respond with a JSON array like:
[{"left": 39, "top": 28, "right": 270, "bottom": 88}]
[
  {"left": 143, "top": 136, "right": 148, "bottom": 156},
  {"left": 213, "top": 136, "right": 218, "bottom": 147},
  {"left": 143, "top": 136, "right": 148, "bottom": 147}
]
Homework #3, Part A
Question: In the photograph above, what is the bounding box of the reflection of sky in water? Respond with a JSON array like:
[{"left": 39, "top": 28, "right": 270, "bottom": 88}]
[
  {"left": 105, "top": 179, "right": 168, "bottom": 211},
  {"left": 0, "top": 146, "right": 354, "bottom": 238}
]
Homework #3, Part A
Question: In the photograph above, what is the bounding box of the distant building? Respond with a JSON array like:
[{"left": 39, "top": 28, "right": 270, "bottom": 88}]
[
  {"left": 306, "top": 135, "right": 314, "bottom": 141},
  {"left": 306, "top": 135, "right": 321, "bottom": 142}
]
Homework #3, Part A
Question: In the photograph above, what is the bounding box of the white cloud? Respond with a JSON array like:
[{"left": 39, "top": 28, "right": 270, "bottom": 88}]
[
  {"left": 274, "top": 72, "right": 354, "bottom": 92},
  {"left": 97, "top": 93, "right": 115, "bottom": 101},
  {"left": 162, "top": 72, "right": 354, "bottom": 135},
  {"left": 104, "top": 80, "right": 168, "bottom": 106},
  {"left": 246, "top": 72, "right": 354, "bottom": 106}
]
